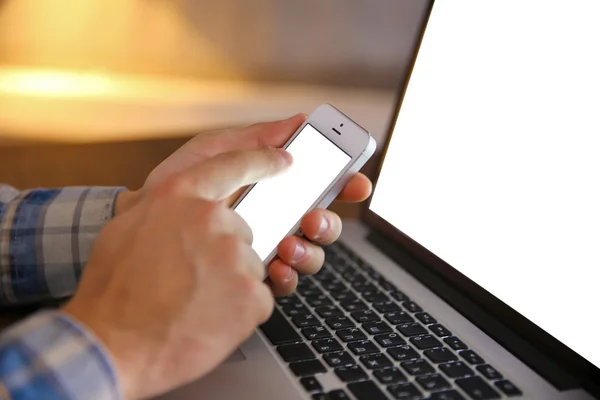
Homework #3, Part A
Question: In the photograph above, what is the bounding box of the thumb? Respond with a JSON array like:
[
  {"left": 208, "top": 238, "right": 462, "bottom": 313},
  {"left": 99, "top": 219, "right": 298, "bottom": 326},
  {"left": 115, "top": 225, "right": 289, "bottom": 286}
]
[{"left": 178, "top": 147, "right": 293, "bottom": 201}]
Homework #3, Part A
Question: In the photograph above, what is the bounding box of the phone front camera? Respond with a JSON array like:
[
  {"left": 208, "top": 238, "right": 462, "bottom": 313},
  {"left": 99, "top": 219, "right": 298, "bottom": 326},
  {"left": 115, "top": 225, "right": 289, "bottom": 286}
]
[{"left": 340, "top": 123, "right": 344, "bottom": 127}]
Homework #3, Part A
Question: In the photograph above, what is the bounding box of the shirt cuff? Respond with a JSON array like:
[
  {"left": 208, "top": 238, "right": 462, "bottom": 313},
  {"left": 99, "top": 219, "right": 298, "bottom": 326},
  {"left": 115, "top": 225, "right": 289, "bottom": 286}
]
[
  {"left": 0, "top": 309, "right": 121, "bottom": 400},
  {"left": 2, "top": 186, "right": 125, "bottom": 304}
]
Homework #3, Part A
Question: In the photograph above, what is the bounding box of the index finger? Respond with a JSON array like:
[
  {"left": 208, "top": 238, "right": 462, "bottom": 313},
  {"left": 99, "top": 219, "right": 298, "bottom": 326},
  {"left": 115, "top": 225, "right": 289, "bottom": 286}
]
[{"left": 179, "top": 147, "right": 293, "bottom": 201}]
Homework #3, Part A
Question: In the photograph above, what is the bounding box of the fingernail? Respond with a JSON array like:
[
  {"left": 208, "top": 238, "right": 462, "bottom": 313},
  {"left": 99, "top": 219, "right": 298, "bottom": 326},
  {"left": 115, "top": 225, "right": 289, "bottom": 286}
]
[
  {"left": 284, "top": 265, "right": 295, "bottom": 282},
  {"left": 314, "top": 215, "right": 330, "bottom": 240},
  {"left": 275, "top": 148, "right": 293, "bottom": 166},
  {"left": 292, "top": 241, "right": 306, "bottom": 263}
]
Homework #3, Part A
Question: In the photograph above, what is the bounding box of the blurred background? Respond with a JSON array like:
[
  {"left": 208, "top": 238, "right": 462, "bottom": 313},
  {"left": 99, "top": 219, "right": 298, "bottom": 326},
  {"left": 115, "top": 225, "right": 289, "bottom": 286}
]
[{"left": 0, "top": 0, "right": 429, "bottom": 216}]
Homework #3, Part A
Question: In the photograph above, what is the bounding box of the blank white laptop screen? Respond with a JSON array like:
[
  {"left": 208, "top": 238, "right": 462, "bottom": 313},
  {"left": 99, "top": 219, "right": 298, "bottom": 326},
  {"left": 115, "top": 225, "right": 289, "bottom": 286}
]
[{"left": 370, "top": 0, "right": 600, "bottom": 368}]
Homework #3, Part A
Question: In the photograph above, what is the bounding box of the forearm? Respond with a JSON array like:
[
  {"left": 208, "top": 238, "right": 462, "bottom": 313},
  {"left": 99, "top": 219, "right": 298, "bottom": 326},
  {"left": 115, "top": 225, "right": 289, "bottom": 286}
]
[
  {"left": 0, "top": 185, "right": 126, "bottom": 305},
  {"left": 0, "top": 310, "right": 121, "bottom": 400}
]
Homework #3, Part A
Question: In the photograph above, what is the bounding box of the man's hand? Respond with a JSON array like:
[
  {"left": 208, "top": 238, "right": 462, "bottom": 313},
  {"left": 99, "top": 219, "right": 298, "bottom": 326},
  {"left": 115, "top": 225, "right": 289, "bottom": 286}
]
[
  {"left": 63, "top": 147, "right": 292, "bottom": 399},
  {"left": 120, "top": 114, "right": 372, "bottom": 296}
]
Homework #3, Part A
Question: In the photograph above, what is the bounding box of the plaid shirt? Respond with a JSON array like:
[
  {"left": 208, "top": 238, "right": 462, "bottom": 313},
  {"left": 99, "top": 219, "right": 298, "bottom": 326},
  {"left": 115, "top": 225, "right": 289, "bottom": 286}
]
[{"left": 0, "top": 185, "right": 124, "bottom": 399}]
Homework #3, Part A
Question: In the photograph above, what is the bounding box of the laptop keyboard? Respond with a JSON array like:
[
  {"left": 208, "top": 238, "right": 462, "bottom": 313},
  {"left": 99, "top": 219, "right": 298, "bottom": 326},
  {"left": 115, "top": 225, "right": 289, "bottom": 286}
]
[{"left": 260, "top": 242, "right": 522, "bottom": 400}]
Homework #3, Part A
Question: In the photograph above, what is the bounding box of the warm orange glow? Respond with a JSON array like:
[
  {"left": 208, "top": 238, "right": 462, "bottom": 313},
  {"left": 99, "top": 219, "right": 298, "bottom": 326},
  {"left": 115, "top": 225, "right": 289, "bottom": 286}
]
[
  {"left": 0, "top": 68, "right": 115, "bottom": 97},
  {"left": 0, "top": 67, "right": 392, "bottom": 144}
]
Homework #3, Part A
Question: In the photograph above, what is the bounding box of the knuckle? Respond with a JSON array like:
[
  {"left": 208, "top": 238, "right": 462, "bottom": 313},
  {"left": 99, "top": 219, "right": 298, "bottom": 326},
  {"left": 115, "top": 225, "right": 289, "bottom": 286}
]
[
  {"left": 256, "top": 285, "right": 275, "bottom": 322},
  {"left": 235, "top": 273, "right": 260, "bottom": 297},
  {"left": 238, "top": 276, "right": 273, "bottom": 319},
  {"left": 196, "top": 200, "right": 223, "bottom": 225},
  {"left": 153, "top": 174, "right": 191, "bottom": 199},
  {"left": 219, "top": 234, "right": 246, "bottom": 264}
]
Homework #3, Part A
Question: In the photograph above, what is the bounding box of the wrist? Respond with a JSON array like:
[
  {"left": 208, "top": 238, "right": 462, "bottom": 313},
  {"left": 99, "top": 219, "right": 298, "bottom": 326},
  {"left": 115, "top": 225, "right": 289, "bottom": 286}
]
[
  {"left": 61, "top": 303, "right": 144, "bottom": 400},
  {"left": 114, "top": 190, "right": 141, "bottom": 217}
]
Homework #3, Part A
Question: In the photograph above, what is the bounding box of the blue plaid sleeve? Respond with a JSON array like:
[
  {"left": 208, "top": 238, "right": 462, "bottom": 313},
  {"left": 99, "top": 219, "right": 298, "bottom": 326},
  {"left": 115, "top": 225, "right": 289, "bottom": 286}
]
[
  {"left": 0, "top": 309, "right": 121, "bottom": 400},
  {"left": 0, "top": 185, "right": 124, "bottom": 305}
]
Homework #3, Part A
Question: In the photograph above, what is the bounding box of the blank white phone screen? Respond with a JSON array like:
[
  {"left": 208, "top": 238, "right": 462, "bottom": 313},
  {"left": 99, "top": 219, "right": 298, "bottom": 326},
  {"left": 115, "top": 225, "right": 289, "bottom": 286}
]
[{"left": 234, "top": 124, "right": 350, "bottom": 261}]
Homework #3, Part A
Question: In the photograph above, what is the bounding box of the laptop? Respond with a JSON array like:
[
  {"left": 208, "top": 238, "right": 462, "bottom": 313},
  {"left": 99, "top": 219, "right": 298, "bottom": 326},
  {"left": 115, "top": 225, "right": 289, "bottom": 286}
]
[{"left": 156, "top": 1, "right": 600, "bottom": 399}]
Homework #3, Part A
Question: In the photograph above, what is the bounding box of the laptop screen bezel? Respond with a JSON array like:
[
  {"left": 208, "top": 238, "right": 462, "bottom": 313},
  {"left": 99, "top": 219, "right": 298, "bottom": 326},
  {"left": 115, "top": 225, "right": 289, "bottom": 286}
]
[{"left": 361, "top": 0, "right": 600, "bottom": 393}]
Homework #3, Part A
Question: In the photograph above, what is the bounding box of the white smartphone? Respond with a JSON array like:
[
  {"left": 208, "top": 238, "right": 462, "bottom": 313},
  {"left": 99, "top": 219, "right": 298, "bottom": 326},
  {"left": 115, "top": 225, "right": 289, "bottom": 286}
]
[{"left": 232, "top": 103, "right": 377, "bottom": 269}]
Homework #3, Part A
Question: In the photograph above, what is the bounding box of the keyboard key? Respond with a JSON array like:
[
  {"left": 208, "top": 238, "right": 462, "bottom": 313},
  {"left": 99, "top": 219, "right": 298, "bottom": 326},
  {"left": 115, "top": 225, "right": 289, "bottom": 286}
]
[
  {"left": 430, "top": 324, "right": 452, "bottom": 337},
  {"left": 300, "top": 376, "right": 323, "bottom": 392},
  {"left": 316, "top": 305, "right": 344, "bottom": 318},
  {"left": 292, "top": 314, "right": 320, "bottom": 328},
  {"left": 347, "top": 340, "right": 379, "bottom": 356},
  {"left": 378, "top": 280, "right": 396, "bottom": 292},
  {"left": 415, "top": 312, "right": 437, "bottom": 325},
  {"left": 260, "top": 308, "right": 302, "bottom": 345},
  {"left": 298, "top": 286, "right": 321, "bottom": 297},
  {"left": 424, "top": 348, "right": 459, "bottom": 363},
  {"left": 331, "top": 290, "right": 358, "bottom": 302},
  {"left": 430, "top": 390, "right": 467, "bottom": 400},
  {"left": 351, "top": 310, "right": 380, "bottom": 323},
  {"left": 335, "top": 365, "right": 368, "bottom": 382},
  {"left": 348, "top": 380, "right": 388, "bottom": 400},
  {"left": 323, "top": 351, "right": 355, "bottom": 367},
  {"left": 337, "top": 327, "right": 367, "bottom": 342},
  {"left": 494, "top": 380, "right": 522, "bottom": 397},
  {"left": 313, "top": 338, "right": 343, "bottom": 353},
  {"left": 341, "top": 298, "right": 369, "bottom": 312},
  {"left": 276, "top": 294, "right": 300, "bottom": 306},
  {"left": 362, "top": 291, "right": 390, "bottom": 303},
  {"left": 385, "top": 311, "right": 414, "bottom": 324},
  {"left": 326, "top": 316, "right": 355, "bottom": 330},
  {"left": 283, "top": 304, "right": 310, "bottom": 316},
  {"left": 439, "top": 361, "right": 475, "bottom": 378},
  {"left": 302, "top": 326, "right": 332, "bottom": 341},
  {"left": 360, "top": 353, "right": 393, "bottom": 370},
  {"left": 314, "top": 271, "right": 335, "bottom": 282},
  {"left": 374, "top": 301, "right": 402, "bottom": 312},
  {"left": 403, "top": 301, "right": 423, "bottom": 313},
  {"left": 277, "top": 343, "right": 316, "bottom": 362},
  {"left": 322, "top": 281, "right": 346, "bottom": 291},
  {"left": 459, "top": 350, "right": 485, "bottom": 365},
  {"left": 388, "top": 345, "right": 420, "bottom": 361},
  {"left": 444, "top": 336, "right": 468, "bottom": 350},
  {"left": 321, "top": 277, "right": 343, "bottom": 286},
  {"left": 354, "top": 283, "right": 379, "bottom": 294},
  {"left": 361, "top": 262, "right": 377, "bottom": 272},
  {"left": 306, "top": 294, "right": 333, "bottom": 308},
  {"left": 401, "top": 359, "right": 436, "bottom": 376},
  {"left": 374, "top": 332, "right": 406, "bottom": 347},
  {"left": 351, "top": 280, "right": 372, "bottom": 291},
  {"left": 387, "top": 382, "right": 423, "bottom": 399},
  {"left": 456, "top": 376, "right": 500, "bottom": 399},
  {"left": 297, "top": 277, "right": 316, "bottom": 289},
  {"left": 365, "top": 268, "right": 382, "bottom": 281},
  {"left": 317, "top": 275, "right": 341, "bottom": 285},
  {"left": 290, "top": 359, "right": 327, "bottom": 376},
  {"left": 312, "top": 393, "right": 329, "bottom": 400},
  {"left": 416, "top": 373, "right": 451, "bottom": 391},
  {"left": 397, "top": 323, "right": 428, "bottom": 337},
  {"left": 390, "top": 291, "right": 410, "bottom": 302},
  {"left": 300, "top": 288, "right": 325, "bottom": 298},
  {"left": 341, "top": 270, "right": 363, "bottom": 282},
  {"left": 476, "top": 365, "right": 503, "bottom": 380},
  {"left": 410, "top": 334, "right": 442, "bottom": 349},
  {"left": 328, "top": 389, "right": 351, "bottom": 400},
  {"left": 373, "top": 367, "right": 407, "bottom": 384},
  {"left": 363, "top": 321, "right": 393, "bottom": 335}
]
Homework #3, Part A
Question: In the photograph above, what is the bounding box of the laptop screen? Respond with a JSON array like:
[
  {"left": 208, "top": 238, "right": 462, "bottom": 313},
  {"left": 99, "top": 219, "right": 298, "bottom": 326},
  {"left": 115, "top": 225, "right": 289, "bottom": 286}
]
[{"left": 370, "top": 1, "right": 600, "bottom": 369}]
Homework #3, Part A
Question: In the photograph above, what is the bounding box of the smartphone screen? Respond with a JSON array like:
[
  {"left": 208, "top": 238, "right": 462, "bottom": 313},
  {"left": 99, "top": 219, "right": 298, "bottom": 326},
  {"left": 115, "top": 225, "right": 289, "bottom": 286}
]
[{"left": 234, "top": 124, "right": 351, "bottom": 261}]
